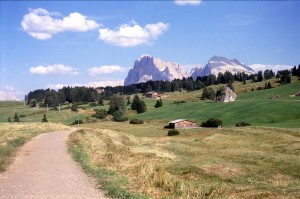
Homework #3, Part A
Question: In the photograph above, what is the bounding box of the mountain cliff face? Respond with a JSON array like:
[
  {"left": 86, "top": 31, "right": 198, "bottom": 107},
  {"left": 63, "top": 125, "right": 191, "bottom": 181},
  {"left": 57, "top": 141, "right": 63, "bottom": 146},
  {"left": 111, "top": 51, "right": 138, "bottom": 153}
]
[
  {"left": 124, "top": 55, "right": 187, "bottom": 86},
  {"left": 124, "top": 55, "right": 255, "bottom": 85},
  {"left": 191, "top": 56, "right": 255, "bottom": 80}
]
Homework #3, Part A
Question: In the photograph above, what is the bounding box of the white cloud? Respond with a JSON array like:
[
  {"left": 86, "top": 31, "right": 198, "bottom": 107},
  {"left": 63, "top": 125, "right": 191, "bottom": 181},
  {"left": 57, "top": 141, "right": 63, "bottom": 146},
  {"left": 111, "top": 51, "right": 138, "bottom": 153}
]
[
  {"left": 0, "top": 85, "right": 15, "bottom": 91},
  {"left": 99, "top": 20, "right": 169, "bottom": 47},
  {"left": 21, "top": 8, "right": 100, "bottom": 40},
  {"left": 47, "top": 81, "right": 124, "bottom": 90},
  {"left": 249, "top": 64, "right": 293, "bottom": 73},
  {"left": 29, "top": 64, "right": 79, "bottom": 75},
  {"left": 88, "top": 65, "right": 127, "bottom": 76},
  {"left": 174, "top": 0, "right": 202, "bottom": 6}
]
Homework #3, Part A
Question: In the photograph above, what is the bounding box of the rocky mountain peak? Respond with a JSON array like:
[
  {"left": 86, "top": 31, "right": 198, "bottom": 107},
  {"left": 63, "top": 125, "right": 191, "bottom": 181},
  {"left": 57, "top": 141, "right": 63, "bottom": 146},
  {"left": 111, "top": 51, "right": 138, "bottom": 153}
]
[{"left": 124, "top": 55, "right": 187, "bottom": 86}]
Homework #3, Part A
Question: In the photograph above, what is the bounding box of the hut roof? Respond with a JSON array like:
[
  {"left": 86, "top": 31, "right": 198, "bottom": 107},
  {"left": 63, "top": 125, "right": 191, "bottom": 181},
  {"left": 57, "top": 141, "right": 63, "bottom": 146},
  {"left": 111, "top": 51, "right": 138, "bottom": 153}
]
[{"left": 169, "top": 119, "right": 195, "bottom": 124}]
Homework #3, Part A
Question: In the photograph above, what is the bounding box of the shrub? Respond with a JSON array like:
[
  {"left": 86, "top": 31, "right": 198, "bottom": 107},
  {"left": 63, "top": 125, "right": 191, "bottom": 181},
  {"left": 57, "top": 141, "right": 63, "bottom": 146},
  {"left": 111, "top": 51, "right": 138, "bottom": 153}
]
[
  {"left": 235, "top": 121, "right": 251, "bottom": 127},
  {"left": 168, "top": 129, "right": 180, "bottom": 136},
  {"left": 89, "top": 102, "right": 97, "bottom": 107},
  {"left": 71, "top": 104, "right": 78, "bottom": 112},
  {"left": 92, "top": 109, "right": 107, "bottom": 119},
  {"left": 41, "top": 113, "right": 48, "bottom": 122},
  {"left": 115, "top": 117, "right": 128, "bottom": 122},
  {"left": 130, "top": 119, "right": 144, "bottom": 124},
  {"left": 201, "top": 118, "right": 223, "bottom": 128},
  {"left": 71, "top": 119, "right": 83, "bottom": 125},
  {"left": 13, "top": 113, "right": 20, "bottom": 122}
]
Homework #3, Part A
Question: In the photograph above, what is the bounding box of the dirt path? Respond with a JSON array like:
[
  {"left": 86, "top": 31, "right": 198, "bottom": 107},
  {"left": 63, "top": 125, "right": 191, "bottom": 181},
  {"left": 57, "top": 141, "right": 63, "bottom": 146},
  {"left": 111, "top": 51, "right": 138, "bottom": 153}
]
[{"left": 0, "top": 129, "right": 108, "bottom": 199}]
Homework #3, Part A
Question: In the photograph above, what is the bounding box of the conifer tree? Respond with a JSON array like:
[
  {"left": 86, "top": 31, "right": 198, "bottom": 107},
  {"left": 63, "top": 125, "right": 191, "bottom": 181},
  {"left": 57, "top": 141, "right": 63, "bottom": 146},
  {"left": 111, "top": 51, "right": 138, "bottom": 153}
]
[
  {"left": 131, "top": 95, "right": 140, "bottom": 110},
  {"left": 155, "top": 98, "right": 163, "bottom": 108},
  {"left": 14, "top": 113, "right": 20, "bottom": 122},
  {"left": 42, "top": 113, "right": 48, "bottom": 122},
  {"left": 137, "top": 100, "right": 147, "bottom": 113}
]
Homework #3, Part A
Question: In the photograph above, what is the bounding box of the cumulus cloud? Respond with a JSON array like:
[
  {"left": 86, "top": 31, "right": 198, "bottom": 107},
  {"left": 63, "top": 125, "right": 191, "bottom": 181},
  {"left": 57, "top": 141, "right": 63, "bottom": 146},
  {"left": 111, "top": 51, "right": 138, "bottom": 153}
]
[
  {"left": 21, "top": 8, "right": 100, "bottom": 40},
  {"left": 174, "top": 0, "right": 202, "bottom": 6},
  {"left": 99, "top": 20, "right": 169, "bottom": 47},
  {"left": 47, "top": 81, "right": 124, "bottom": 90},
  {"left": 29, "top": 64, "right": 79, "bottom": 75},
  {"left": 88, "top": 65, "right": 127, "bottom": 76},
  {"left": 249, "top": 64, "right": 293, "bottom": 73}
]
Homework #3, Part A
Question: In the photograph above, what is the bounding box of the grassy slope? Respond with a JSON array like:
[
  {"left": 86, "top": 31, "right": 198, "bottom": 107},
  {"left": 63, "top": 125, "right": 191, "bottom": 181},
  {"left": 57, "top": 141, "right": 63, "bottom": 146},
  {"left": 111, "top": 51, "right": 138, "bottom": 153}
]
[
  {"left": 0, "top": 102, "right": 91, "bottom": 125},
  {"left": 134, "top": 82, "right": 300, "bottom": 128},
  {"left": 69, "top": 122, "right": 300, "bottom": 198},
  {"left": 0, "top": 123, "right": 70, "bottom": 172}
]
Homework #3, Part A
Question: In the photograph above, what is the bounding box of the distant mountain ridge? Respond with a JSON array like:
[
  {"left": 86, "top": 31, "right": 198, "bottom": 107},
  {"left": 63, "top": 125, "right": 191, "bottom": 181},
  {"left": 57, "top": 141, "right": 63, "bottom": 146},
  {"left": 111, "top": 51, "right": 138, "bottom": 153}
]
[
  {"left": 124, "top": 55, "right": 255, "bottom": 85},
  {"left": 0, "top": 91, "right": 20, "bottom": 101},
  {"left": 124, "top": 54, "right": 187, "bottom": 86},
  {"left": 190, "top": 56, "right": 255, "bottom": 80}
]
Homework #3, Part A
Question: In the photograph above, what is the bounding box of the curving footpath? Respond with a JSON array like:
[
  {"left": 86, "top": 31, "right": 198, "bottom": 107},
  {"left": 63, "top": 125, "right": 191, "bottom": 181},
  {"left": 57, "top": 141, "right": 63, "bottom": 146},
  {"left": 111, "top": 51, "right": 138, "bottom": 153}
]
[{"left": 0, "top": 129, "right": 108, "bottom": 199}]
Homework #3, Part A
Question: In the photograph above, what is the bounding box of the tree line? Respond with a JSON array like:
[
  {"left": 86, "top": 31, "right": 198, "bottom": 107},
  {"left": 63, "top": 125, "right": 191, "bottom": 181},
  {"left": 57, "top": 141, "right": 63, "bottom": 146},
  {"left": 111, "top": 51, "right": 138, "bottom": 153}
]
[{"left": 26, "top": 66, "right": 299, "bottom": 108}]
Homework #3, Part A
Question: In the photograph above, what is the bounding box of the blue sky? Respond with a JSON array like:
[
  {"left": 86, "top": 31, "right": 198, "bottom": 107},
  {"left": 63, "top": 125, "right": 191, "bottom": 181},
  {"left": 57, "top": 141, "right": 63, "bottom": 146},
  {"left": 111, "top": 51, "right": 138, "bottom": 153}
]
[{"left": 1, "top": 0, "right": 300, "bottom": 100}]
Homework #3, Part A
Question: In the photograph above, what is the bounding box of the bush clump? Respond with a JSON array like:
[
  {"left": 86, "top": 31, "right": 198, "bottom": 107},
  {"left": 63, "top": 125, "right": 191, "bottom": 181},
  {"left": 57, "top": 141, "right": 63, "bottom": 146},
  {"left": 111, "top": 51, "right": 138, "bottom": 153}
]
[
  {"left": 201, "top": 118, "right": 223, "bottom": 128},
  {"left": 235, "top": 121, "right": 251, "bottom": 127},
  {"left": 168, "top": 129, "right": 180, "bottom": 136},
  {"left": 129, "top": 119, "right": 144, "bottom": 124},
  {"left": 71, "top": 119, "right": 83, "bottom": 125},
  {"left": 89, "top": 102, "right": 97, "bottom": 107},
  {"left": 115, "top": 117, "right": 128, "bottom": 122}
]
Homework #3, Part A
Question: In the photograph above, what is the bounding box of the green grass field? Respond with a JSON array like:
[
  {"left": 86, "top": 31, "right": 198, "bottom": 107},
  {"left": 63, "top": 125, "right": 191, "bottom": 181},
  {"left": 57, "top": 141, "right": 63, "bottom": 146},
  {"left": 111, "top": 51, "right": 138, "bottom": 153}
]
[{"left": 134, "top": 82, "right": 300, "bottom": 128}]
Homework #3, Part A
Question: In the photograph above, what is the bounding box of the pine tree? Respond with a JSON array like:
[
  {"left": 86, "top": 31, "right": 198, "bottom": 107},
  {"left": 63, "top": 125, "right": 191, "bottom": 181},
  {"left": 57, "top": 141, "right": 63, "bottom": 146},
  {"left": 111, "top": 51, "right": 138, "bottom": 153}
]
[
  {"left": 14, "top": 113, "right": 20, "bottom": 122},
  {"left": 292, "top": 66, "right": 297, "bottom": 76},
  {"left": 137, "top": 100, "right": 147, "bottom": 114},
  {"left": 42, "top": 113, "right": 48, "bottom": 122},
  {"left": 257, "top": 71, "right": 263, "bottom": 82},
  {"left": 154, "top": 99, "right": 163, "bottom": 108},
  {"left": 131, "top": 95, "right": 140, "bottom": 110},
  {"left": 8, "top": 117, "right": 11, "bottom": 123},
  {"left": 98, "top": 98, "right": 104, "bottom": 106}
]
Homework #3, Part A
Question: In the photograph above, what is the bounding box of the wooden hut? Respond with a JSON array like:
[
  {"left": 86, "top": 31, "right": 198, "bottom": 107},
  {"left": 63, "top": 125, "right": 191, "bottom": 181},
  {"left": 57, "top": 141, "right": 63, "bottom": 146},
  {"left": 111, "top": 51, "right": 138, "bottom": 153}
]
[
  {"left": 145, "top": 91, "right": 158, "bottom": 99},
  {"left": 168, "top": 119, "right": 197, "bottom": 129}
]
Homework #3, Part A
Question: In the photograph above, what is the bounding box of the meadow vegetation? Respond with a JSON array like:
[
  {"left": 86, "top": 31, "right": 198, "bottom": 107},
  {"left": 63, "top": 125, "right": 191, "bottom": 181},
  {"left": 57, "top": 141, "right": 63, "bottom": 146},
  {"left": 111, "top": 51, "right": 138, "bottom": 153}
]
[
  {"left": 69, "top": 122, "right": 300, "bottom": 198},
  {"left": 0, "top": 77, "right": 299, "bottom": 198}
]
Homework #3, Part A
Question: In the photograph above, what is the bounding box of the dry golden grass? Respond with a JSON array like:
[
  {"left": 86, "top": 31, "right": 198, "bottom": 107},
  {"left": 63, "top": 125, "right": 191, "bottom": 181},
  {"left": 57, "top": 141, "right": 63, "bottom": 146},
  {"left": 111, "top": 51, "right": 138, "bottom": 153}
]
[{"left": 69, "top": 122, "right": 300, "bottom": 198}]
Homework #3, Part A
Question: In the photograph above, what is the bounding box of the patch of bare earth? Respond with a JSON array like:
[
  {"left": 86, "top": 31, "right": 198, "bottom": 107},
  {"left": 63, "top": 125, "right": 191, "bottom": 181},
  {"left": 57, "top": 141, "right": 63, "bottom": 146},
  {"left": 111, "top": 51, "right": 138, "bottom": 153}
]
[{"left": 0, "top": 129, "right": 108, "bottom": 199}]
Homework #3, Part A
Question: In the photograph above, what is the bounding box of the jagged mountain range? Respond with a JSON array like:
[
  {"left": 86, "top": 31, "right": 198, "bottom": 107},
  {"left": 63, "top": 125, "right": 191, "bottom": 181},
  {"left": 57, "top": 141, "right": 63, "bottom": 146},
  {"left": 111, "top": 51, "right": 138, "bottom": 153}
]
[{"left": 124, "top": 55, "right": 255, "bottom": 85}]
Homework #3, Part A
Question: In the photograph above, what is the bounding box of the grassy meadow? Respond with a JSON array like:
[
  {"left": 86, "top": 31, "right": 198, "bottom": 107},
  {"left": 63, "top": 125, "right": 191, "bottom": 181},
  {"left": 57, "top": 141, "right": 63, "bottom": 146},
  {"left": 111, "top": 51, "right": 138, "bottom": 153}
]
[
  {"left": 0, "top": 77, "right": 299, "bottom": 198},
  {"left": 0, "top": 122, "right": 70, "bottom": 172},
  {"left": 135, "top": 81, "right": 300, "bottom": 128},
  {"left": 69, "top": 122, "right": 300, "bottom": 198}
]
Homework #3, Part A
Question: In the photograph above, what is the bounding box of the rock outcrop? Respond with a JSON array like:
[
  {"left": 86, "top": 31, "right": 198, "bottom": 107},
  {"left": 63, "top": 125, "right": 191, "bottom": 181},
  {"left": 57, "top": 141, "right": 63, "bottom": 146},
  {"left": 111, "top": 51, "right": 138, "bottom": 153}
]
[{"left": 222, "top": 87, "right": 236, "bottom": 102}]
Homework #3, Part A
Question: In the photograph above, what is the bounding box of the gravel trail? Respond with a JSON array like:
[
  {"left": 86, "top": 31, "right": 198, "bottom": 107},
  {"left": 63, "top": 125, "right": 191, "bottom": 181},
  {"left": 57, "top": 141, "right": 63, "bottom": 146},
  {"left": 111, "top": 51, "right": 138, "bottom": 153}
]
[{"left": 0, "top": 129, "right": 108, "bottom": 199}]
